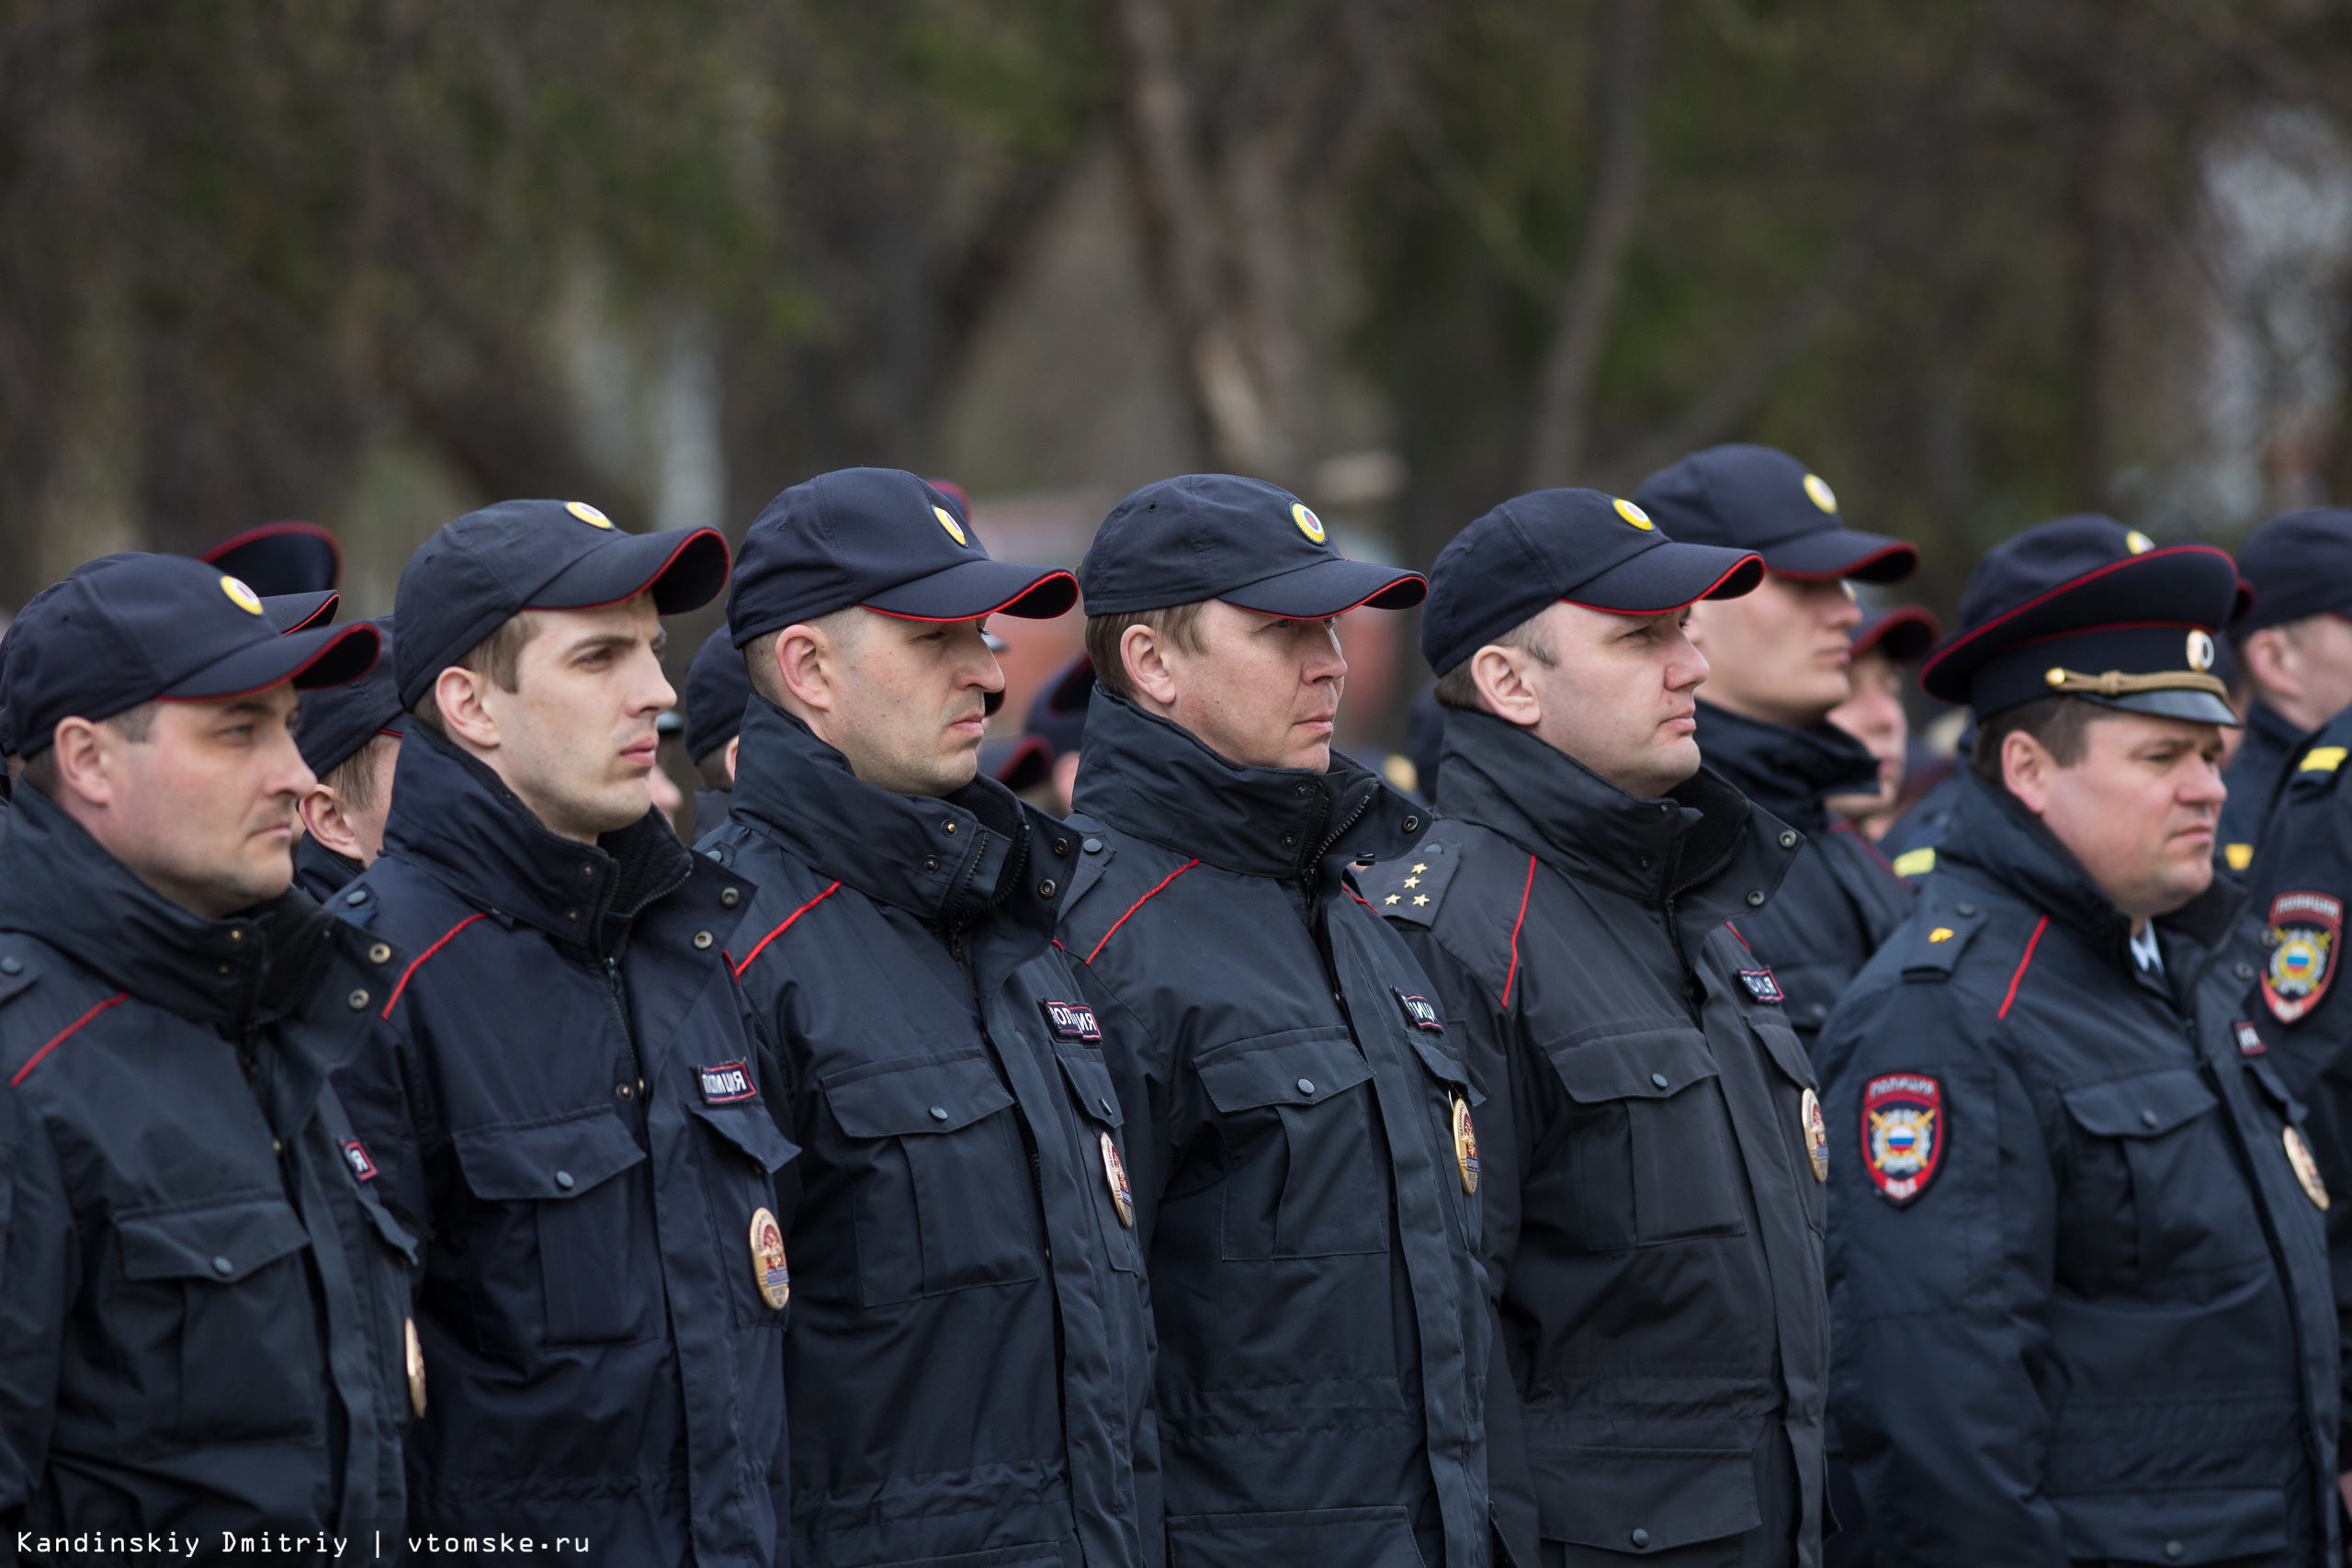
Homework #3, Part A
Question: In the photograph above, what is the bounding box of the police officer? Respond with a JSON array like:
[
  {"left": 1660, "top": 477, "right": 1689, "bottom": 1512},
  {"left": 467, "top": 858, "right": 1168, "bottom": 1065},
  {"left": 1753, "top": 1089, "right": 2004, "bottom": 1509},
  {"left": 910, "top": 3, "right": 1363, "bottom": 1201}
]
[
  {"left": 1633, "top": 446, "right": 1919, "bottom": 1044},
  {"left": 1058, "top": 474, "right": 1492, "bottom": 1567},
  {"left": 2218, "top": 509, "right": 2352, "bottom": 874},
  {"left": 701, "top": 468, "right": 1158, "bottom": 1567},
  {"left": 684, "top": 623, "right": 752, "bottom": 834},
  {"left": 1824, "top": 607, "right": 1938, "bottom": 840},
  {"left": 0, "top": 556, "right": 413, "bottom": 1535},
  {"left": 332, "top": 501, "right": 796, "bottom": 1562},
  {"left": 1818, "top": 538, "right": 2337, "bottom": 1565},
  {"left": 1369, "top": 488, "right": 1833, "bottom": 1568},
  {"left": 293, "top": 616, "right": 402, "bottom": 900}
]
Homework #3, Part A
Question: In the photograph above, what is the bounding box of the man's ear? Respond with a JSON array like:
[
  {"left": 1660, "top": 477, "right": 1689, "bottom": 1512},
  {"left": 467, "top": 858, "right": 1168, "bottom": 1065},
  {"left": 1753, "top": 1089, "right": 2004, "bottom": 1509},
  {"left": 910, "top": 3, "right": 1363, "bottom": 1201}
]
[
  {"left": 722, "top": 734, "right": 740, "bottom": 786},
  {"left": 298, "top": 785, "right": 364, "bottom": 860},
  {"left": 771, "top": 625, "right": 836, "bottom": 716},
  {"left": 434, "top": 665, "right": 500, "bottom": 750},
  {"left": 1121, "top": 623, "right": 1179, "bottom": 709},
  {"left": 49, "top": 717, "right": 117, "bottom": 810},
  {"left": 2001, "top": 728, "right": 2057, "bottom": 817},
  {"left": 1469, "top": 647, "right": 1544, "bottom": 729}
]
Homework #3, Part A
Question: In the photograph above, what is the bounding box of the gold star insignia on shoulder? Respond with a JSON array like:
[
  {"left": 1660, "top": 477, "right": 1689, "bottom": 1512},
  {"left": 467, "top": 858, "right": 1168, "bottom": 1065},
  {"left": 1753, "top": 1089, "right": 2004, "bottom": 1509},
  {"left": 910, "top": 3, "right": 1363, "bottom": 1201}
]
[
  {"left": 1403, "top": 876, "right": 1420, "bottom": 888},
  {"left": 1411, "top": 863, "right": 1427, "bottom": 874},
  {"left": 1413, "top": 895, "right": 1429, "bottom": 907},
  {"left": 1384, "top": 895, "right": 1399, "bottom": 905}
]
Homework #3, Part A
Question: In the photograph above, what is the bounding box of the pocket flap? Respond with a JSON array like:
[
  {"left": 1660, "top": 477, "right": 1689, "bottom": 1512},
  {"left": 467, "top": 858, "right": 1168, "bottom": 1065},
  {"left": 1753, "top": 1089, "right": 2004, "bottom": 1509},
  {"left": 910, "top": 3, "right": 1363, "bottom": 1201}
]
[
  {"left": 1544, "top": 1027, "right": 1719, "bottom": 1104},
  {"left": 2063, "top": 1067, "right": 2218, "bottom": 1138},
  {"left": 1750, "top": 1017, "right": 1817, "bottom": 1090},
  {"left": 119, "top": 1196, "right": 311, "bottom": 1284},
  {"left": 1058, "top": 1052, "right": 1125, "bottom": 1128},
  {"left": 1408, "top": 1033, "right": 1481, "bottom": 1104},
  {"left": 823, "top": 1051, "right": 1014, "bottom": 1137},
  {"left": 2055, "top": 1486, "right": 2285, "bottom": 1565},
  {"left": 685, "top": 1098, "right": 800, "bottom": 1172},
  {"left": 2245, "top": 1059, "right": 2307, "bottom": 1122},
  {"left": 350, "top": 1184, "right": 419, "bottom": 1265},
  {"left": 1533, "top": 1446, "right": 1759, "bottom": 1552},
  {"left": 453, "top": 1111, "right": 648, "bottom": 1201},
  {"left": 1194, "top": 1029, "right": 1374, "bottom": 1115}
]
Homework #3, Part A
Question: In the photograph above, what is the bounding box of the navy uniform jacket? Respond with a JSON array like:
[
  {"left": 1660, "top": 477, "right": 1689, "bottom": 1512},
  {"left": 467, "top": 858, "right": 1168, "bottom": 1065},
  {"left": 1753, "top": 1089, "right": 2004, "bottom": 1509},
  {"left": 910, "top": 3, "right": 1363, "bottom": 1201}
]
[
  {"left": 1370, "top": 710, "right": 1822, "bottom": 1568},
  {"left": 700, "top": 698, "right": 1159, "bottom": 1568},
  {"left": 0, "top": 787, "right": 415, "bottom": 1536},
  {"left": 2240, "top": 711, "right": 2352, "bottom": 1454},
  {"left": 1819, "top": 771, "right": 2338, "bottom": 1567},
  {"left": 2219, "top": 703, "right": 2310, "bottom": 877},
  {"left": 295, "top": 833, "right": 362, "bottom": 903},
  {"left": 1056, "top": 693, "right": 1490, "bottom": 1568},
  {"left": 332, "top": 724, "right": 797, "bottom": 1563},
  {"left": 1696, "top": 703, "right": 1913, "bottom": 1045}
]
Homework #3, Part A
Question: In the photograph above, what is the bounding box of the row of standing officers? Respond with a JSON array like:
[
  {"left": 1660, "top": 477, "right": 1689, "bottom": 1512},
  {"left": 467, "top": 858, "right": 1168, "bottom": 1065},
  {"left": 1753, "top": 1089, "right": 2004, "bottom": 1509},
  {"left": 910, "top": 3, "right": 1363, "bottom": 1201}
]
[{"left": 0, "top": 444, "right": 2344, "bottom": 1568}]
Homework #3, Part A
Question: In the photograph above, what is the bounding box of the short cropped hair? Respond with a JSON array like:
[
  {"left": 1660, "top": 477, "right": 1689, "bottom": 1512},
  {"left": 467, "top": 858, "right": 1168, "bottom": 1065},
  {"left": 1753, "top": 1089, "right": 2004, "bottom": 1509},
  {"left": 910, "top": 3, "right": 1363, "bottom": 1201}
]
[
  {"left": 1083, "top": 602, "right": 1211, "bottom": 704},
  {"left": 322, "top": 731, "right": 400, "bottom": 814},
  {"left": 18, "top": 701, "right": 160, "bottom": 797},
  {"left": 1430, "top": 612, "right": 1557, "bottom": 713},
  {"left": 1970, "top": 694, "right": 2102, "bottom": 786},
  {"left": 741, "top": 606, "right": 867, "bottom": 711},
  {"left": 411, "top": 613, "right": 540, "bottom": 734}
]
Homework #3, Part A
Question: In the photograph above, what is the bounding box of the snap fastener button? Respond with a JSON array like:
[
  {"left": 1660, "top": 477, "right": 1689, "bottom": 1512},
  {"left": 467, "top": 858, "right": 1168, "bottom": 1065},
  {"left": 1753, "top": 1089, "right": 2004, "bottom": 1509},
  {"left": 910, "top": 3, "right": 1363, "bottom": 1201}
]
[
  {"left": 1296, "top": 1078, "right": 1316, "bottom": 1095},
  {"left": 943, "top": 820, "right": 958, "bottom": 836},
  {"left": 1403, "top": 815, "right": 1419, "bottom": 831},
  {"left": 2164, "top": 1542, "right": 2183, "bottom": 1561},
  {"left": 721, "top": 887, "right": 740, "bottom": 908},
  {"left": 2236, "top": 962, "right": 2255, "bottom": 979},
  {"left": 1779, "top": 831, "right": 1797, "bottom": 849},
  {"left": 211, "top": 1256, "right": 234, "bottom": 1278},
  {"left": 565, "top": 908, "right": 581, "bottom": 922},
  {"left": 1651, "top": 1072, "right": 1670, "bottom": 1089},
  {"left": 554, "top": 1170, "right": 575, "bottom": 1190},
  {"left": 228, "top": 929, "right": 243, "bottom": 942},
  {"left": 929, "top": 1105, "right": 949, "bottom": 1122},
  {"left": 2141, "top": 1109, "right": 2160, "bottom": 1128},
  {"left": 693, "top": 931, "right": 713, "bottom": 950},
  {"left": 924, "top": 857, "right": 940, "bottom": 873},
  {"left": 368, "top": 942, "right": 391, "bottom": 965},
  {"left": 1082, "top": 838, "right": 1102, "bottom": 854},
  {"left": 1037, "top": 879, "right": 1057, "bottom": 898},
  {"left": 272, "top": 1138, "right": 282, "bottom": 1154},
  {"left": 1747, "top": 890, "right": 1765, "bottom": 906},
  {"left": 345, "top": 887, "right": 369, "bottom": 905},
  {"left": 0, "top": 957, "right": 19, "bottom": 975},
  {"left": 581, "top": 863, "right": 595, "bottom": 878},
  {"left": 616, "top": 1083, "right": 634, "bottom": 1100},
  {"left": 1281, "top": 834, "right": 1297, "bottom": 849},
  {"left": 347, "top": 988, "right": 370, "bottom": 1010},
  {"left": 1053, "top": 837, "right": 1070, "bottom": 855},
  {"left": 1295, "top": 784, "right": 1312, "bottom": 797},
  {"left": 1630, "top": 1529, "right": 1649, "bottom": 1549},
  {"left": 1956, "top": 903, "right": 1977, "bottom": 917}
]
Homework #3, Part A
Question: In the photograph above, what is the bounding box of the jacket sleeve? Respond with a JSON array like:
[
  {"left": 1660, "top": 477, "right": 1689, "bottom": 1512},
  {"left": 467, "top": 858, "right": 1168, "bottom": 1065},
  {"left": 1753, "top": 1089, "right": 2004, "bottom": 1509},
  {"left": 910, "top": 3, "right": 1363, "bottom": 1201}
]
[
  {"left": 0, "top": 1091, "right": 74, "bottom": 1534},
  {"left": 1821, "top": 977, "right": 2066, "bottom": 1566}
]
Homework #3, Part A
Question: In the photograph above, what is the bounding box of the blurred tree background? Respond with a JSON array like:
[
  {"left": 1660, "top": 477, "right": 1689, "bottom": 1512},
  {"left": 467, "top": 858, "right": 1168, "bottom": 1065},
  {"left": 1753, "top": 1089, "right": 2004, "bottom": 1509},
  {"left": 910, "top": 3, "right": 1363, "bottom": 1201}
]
[{"left": 6, "top": 0, "right": 2352, "bottom": 742}]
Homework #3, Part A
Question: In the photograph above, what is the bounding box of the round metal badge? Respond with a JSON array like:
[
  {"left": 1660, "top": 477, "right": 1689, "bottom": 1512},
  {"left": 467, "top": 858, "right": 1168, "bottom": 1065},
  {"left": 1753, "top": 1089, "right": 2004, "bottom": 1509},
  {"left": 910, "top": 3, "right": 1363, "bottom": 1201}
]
[
  {"left": 750, "top": 1205, "right": 792, "bottom": 1308},
  {"left": 404, "top": 1315, "right": 427, "bottom": 1417},
  {"left": 2285, "top": 1125, "right": 2331, "bottom": 1211},
  {"left": 1802, "top": 1087, "right": 1828, "bottom": 1183},
  {"left": 1452, "top": 1096, "right": 1479, "bottom": 1195},
  {"left": 1100, "top": 1131, "right": 1135, "bottom": 1227}
]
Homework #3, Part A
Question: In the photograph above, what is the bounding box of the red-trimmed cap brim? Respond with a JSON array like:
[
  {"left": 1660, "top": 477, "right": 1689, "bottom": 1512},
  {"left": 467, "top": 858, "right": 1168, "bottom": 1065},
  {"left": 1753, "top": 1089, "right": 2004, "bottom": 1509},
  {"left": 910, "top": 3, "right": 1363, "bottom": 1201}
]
[
  {"left": 864, "top": 560, "right": 1080, "bottom": 622},
  {"left": 527, "top": 527, "right": 731, "bottom": 617},
  {"left": 1758, "top": 528, "right": 1919, "bottom": 585},
  {"left": 984, "top": 733, "right": 1056, "bottom": 791},
  {"left": 1219, "top": 557, "right": 1427, "bottom": 617},
  {"left": 160, "top": 620, "right": 380, "bottom": 703},
  {"left": 1564, "top": 545, "right": 1764, "bottom": 615},
  {"left": 200, "top": 521, "right": 345, "bottom": 594},
  {"left": 262, "top": 589, "right": 339, "bottom": 635},
  {"left": 1853, "top": 604, "right": 1940, "bottom": 662}
]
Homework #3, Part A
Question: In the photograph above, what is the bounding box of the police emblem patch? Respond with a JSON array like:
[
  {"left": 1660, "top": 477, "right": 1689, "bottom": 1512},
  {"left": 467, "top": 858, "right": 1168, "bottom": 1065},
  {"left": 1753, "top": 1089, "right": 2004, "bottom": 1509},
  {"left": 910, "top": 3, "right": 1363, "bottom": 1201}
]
[
  {"left": 1452, "top": 1096, "right": 1479, "bottom": 1194},
  {"left": 1041, "top": 998, "right": 1102, "bottom": 1041},
  {"left": 1801, "top": 1087, "right": 1827, "bottom": 1182},
  {"left": 1100, "top": 1131, "right": 1135, "bottom": 1226},
  {"left": 1737, "top": 967, "right": 1784, "bottom": 1004},
  {"left": 340, "top": 1138, "right": 378, "bottom": 1181},
  {"left": 2261, "top": 891, "right": 2342, "bottom": 1024},
  {"left": 2285, "top": 1125, "right": 2330, "bottom": 1211},
  {"left": 699, "top": 1061, "right": 758, "bottom": 1104},
  {"left": 750, "top": 1206, "right": 791, "bottom": 1308},
  {"left": 1861, "top": 1073, "right": 1943, "bottom": 1206},
  {"left": 1394, "top": 988, "right": 1445, "bottom": 1033}
]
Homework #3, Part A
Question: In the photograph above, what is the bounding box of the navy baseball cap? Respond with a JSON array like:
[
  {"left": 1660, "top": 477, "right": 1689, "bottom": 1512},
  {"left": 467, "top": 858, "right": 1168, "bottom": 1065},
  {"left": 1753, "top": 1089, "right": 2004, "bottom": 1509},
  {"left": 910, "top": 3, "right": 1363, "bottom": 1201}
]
[
  {"left": 1853, "top": 605, "right": 1939, "bottom": 663},
  {"left": 684, "top": 625, "right": 753, "bottom": 763},
  {"left": 1080, "top": 474, "right": 1425, "bottom": 619},
  {"left": 729, "top": 468, "right": 1076, "bottom": 648},
  {"left": 296, "top": 616, "right": 403, "bottom": 778},
  {"left": 394, "top": 500, "right": 729, "bottom": 710},
  {"left": 2233, "top": 508, "right": 2352, "bottom": 636},
  {"left": 1955, "top": 513, "right": 2252, "bottom": 632},
  {"left": 201, "top": 521, "right": 342, "bottom": 595},
  {"left": 1420, "top": 488, "right": 1763, "bottom": 676},
  {"left": 1023, "top": 654, "right": 1094, "bottom": 758},
  {"left": 264, "top": 590, "right": 338, "bottom": 634},
  {"left": 7, "top": 555, "right": 379, "bottom": 758},
  {"left": 1922, "top": 541, "right": 2241, "bottom": 726},
  {"left": 1633, "top": 445, "right": 1917, "bottom": 583}
]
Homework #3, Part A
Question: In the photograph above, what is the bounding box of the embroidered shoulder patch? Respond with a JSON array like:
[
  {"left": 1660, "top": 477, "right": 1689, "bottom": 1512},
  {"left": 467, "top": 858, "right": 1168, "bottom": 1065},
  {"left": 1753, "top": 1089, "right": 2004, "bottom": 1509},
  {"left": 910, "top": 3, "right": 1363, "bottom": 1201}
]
[
  {"left": 2262, "top": 891, "right": 2342, "bottom": 1024},
  {"left": 1737, "top": 967, "right": 1784, "bottom": 1005},
  {"left": 340, "top": 1139, "right": 378, "bottom": 1181},
  {"left": 699, "top": 1061, "right": 759, "bottom": 1104},
  {"left": 1393, "top": 988, "right": 1444, "bottom": 1033},
  {"left": 1040, "top": 998, "right": 1102, "bottom": 1042},
  {"left": 1861, "top": 1073, "right": 1944, "bottom": 1206}
]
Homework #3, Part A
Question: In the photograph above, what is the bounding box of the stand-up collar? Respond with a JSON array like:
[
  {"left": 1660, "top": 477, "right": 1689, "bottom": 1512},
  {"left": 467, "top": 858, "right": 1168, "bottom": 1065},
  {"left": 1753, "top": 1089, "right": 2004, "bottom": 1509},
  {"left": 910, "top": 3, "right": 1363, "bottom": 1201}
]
[
  {"left": 0, "top": 784, "right": 348, "bottom": 1038},
  {"left": 1940, "top": 768, "right": 2245, "bottom": 972},
  {"left": 729, "top": 695, "right": 1048, "bottom": 940},
  {"left": 1072, "top": 689, "right": 1428, "bottom": 881},
  {"left": 381, "top": 721, "right": 691, "bottom": 953},
  {"left": 1694, "top": 699, "right": 1879, "bottom": 833},
  {"left": 1436, "top": 707, "right": 1797, "bottom": 931}
]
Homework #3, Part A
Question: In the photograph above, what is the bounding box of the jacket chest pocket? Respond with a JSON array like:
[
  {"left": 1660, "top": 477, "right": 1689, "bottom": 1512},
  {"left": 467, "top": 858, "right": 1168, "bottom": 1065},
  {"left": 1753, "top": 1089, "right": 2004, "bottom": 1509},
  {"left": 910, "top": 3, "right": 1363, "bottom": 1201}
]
[
  {"left": 454, "top": 1113, "right": 651, "bottom": 1346},
  {"left": 1058, "top": 1050, "right": 1143, "bottom": 1273},
  {"left": 1542, "top": 1027, "right": 1748, "bottom": 1251},
  {"left": 685, "top": 1098, "right": 801, "bottom": 1325},
  {"left": 822, "top": 1051, "right": 1045, "bottom": 1307},
  {"left": 1195, "top": 1028, "right": 1388, "bottom": 1260},
  {"left": 1751, "top": 1017, "right": 1826, "bottom": 1235},
  {"left": 2059, "top": 1067, "right": 2268, "bottom": 1292},
  {"left": 116, "top": 1193, "right": 323, "bottom": 1444}
]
